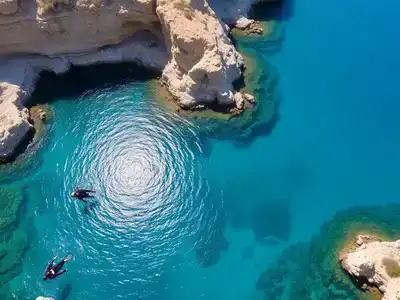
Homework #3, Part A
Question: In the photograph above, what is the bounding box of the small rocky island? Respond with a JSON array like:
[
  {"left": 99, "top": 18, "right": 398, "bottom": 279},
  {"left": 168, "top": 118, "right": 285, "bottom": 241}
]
[
  {"left": 340, "top": 234, "right": 400, "bottom": 300},
  {"left": 0, "top": 0, "right": 270, "bottom": 163}
]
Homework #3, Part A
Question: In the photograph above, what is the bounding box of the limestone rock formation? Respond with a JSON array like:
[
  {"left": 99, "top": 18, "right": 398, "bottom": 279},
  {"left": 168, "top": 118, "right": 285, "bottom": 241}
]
[
  {"left": 235, "top": 16, "right": 254, "bottom": 29},
  {"left": 0, "top": 0, "right": 263, "bottom": 162},
  {"left": 0, "top": 82, "right": 32, "bottom": 162},
  {"left": 156, "top": 0, "right": 243, "bottom": 108},
  {"left": 36, "top": 297, "right": 54, "bottom": 300},
  {"left": 0, "top": 0, "right": 159, "bottom": 55},
  {"left": 341, "top": 235, "right": 400, "bottom": 300}
]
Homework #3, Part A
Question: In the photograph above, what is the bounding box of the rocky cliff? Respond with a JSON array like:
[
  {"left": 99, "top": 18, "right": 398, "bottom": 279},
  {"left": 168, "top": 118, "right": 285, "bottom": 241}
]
[
  {"left": 341, "top": 235, "right": 400, "bottom": 300},
  {"left": 0, "top": 0, "right": 264, "bottom": 162}
]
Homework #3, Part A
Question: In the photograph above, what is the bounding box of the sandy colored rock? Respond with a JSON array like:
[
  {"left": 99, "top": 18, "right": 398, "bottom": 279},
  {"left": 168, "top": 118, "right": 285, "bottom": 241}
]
[
  {"left": 36, "top": 297, "right": 55, "bottom": 300},
  {"left": 156, "top": 0, "right": 243, "bottom": 108},
  {"left": 234, "top": 92, "right": 244, "bottom": 109},
  {"left": 0, "top": 0, "right": 158, "bottom": 55},
  {"left": 341, "top": 237, "right": 400, "bottom": 300},
  {"left": 356, "top": 234, "right": 372, "bottom": 246},
  {"left": 242, "top": 92, "right": 255, "bottom": 104},
  {"left": 235, "top": 16, "right": 254, "bottom": 29},
  {"left": 0, "top": 83, "right": 32, "bottom": 161}
]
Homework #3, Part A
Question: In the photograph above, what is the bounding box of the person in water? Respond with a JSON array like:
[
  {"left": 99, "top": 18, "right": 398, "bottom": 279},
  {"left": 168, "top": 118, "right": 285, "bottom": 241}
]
[
  {"left": 71, "top": 187, "right": 96, "bottom": 203},
  {"left": 43, "top": 255, "right": 73, "bottom": 281}
]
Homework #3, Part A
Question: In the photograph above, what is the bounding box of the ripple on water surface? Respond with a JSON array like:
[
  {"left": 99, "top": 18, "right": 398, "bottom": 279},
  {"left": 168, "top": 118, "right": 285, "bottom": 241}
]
[{"left": 28, "top": 82, "right": 215, "bottom": 299}]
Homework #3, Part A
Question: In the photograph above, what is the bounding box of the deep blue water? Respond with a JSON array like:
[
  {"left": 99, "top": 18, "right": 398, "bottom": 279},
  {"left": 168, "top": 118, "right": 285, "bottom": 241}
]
[{"left": 2, "top": 0, "right": 400, "bottom": 299}]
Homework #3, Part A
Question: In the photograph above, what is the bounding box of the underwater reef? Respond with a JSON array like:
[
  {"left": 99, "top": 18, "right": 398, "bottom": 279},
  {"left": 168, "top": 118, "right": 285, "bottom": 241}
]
[
  {"left": 256, "top": 203, "right": 400, "bottom": 299},
  {"left": 0, "top": 186, "right": 29, "bottom": 299}
]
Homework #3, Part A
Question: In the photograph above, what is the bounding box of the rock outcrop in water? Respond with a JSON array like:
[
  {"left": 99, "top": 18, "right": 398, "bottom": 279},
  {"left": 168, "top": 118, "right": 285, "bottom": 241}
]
[
  {"left": 0, "top": 0, "right": 270, "bottom": 162},
  {"left": 157, "top": 0, "right": 243, "bottom": 108},
  {"left": 341, "top": 235, "right": 400, "bottom": 300}
]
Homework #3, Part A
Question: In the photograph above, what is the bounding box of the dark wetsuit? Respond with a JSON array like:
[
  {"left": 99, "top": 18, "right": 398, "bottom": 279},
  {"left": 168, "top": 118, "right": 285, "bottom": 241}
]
[
  {"left": 43, "top": 258, "right": 67, "bottom": 280},
  {"left": 72, "top": 188, "right": 96, "bottom": 203}
]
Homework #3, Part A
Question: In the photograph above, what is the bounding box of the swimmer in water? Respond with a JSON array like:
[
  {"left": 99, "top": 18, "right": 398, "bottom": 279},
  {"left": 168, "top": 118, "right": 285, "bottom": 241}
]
[
  {"left": 71, "top": 187, "right": 96, "bottom": 203},
  {"left": 43, "top": 254, "right": 73, "bottom": 281}
]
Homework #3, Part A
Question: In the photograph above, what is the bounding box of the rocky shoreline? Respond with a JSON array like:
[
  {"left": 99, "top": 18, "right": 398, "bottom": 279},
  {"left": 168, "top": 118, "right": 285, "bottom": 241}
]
[
  {"left": 340, "top": 234, "right": 400, "bottom": 300},
  {"left": 0, "top": 0, "right": 272, "bottom": 163}
]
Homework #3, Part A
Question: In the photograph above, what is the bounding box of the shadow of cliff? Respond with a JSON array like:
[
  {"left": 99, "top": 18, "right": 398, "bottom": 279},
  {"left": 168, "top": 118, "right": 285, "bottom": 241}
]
[
  {"left": 249, "top": 0, "right": 296, "bottom": 22},
  {"left": 27, "top": 62, "right": 160, "bottom": 106}
]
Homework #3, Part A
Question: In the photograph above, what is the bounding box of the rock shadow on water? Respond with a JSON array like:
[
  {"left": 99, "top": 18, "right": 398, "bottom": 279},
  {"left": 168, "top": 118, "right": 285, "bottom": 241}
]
[
  {"left": 255, "top": 203, "right": 400, "bottom": 299},
  {"left": 249, "top": 0, "right": 296, "bottom": 22},
  {"left": 194, "top": 194, "right": 229, "bottom": 268},
  {"left": 223, "top": 165, "right": 307, "bottom": 246},
  {"left": 28, "top": 62, "right": 161, "bottom": 106},
  {"left": 0, "top": 185, "right": 30, "bottom": 298},
  {"left": 57, "top": 283, "right": 73, "bottom": 300},
  {"left": 251, "top": 201, "right": 291, "bottom": 244}
]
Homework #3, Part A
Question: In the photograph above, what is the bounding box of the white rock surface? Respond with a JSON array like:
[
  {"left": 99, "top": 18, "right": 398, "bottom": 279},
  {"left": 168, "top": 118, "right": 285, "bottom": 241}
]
[
  {"left": 234, "top": 92, "right": 244, "bottom": 109},
  {"left": 36, "top": 297, "right": 54, "bottom": 300},
  {"left": 341, "top": 237, "right": 400, "bottom": 300},
  {"left": 243, "top": 92, "right": 255, "bottom": 104},
  {"left": 156, "top": 0, "right": 243, "bottom": 108},
  {"left": 235, "top": 16, "right": 254, "bottom": 29}
]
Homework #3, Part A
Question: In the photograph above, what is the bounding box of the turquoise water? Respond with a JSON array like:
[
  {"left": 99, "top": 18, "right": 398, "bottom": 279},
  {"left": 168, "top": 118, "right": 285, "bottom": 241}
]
[{"left": 2, "top": 0, "right": 400, "bottom": 299}]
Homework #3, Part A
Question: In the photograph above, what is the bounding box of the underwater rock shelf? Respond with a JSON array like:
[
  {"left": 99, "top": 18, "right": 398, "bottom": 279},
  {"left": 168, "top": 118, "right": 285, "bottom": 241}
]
[{"left": 256, "top": 204, "right": 400, "bottom": 300}]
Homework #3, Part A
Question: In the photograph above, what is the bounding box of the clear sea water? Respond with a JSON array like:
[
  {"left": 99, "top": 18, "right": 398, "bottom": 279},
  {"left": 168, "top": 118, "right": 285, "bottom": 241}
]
[{"left": 2, "top": 0, "right": 400, "bottom": 299}]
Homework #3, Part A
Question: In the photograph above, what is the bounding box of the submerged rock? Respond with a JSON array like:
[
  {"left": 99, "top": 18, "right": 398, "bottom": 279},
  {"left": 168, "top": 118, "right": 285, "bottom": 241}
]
[
  {"left": 255, "top": 204, "right": 400, "bottom": 299},
  {"left": 36, "top": 297, "right": 55, "bottom": 300},
  {"left": 234, "top": 92, "right": 245, "bottom": 110},
  {"left": 246, "top": 22, "right": 264, "bottom": 35},
  {"left": 242, "top": 92, "right": 255, "bottom": 104},
  {"left": 341, "top": 237, "right": 400, "bottom": 300},
  {"left": 0, "top": 186, "right": 28, "bottom": 286}
]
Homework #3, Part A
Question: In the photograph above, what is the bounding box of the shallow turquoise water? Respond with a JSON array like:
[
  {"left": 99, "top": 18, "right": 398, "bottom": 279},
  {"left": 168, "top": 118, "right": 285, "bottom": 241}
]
[{"left": 2, "top": 0, "right": 400, "bottom": 299}]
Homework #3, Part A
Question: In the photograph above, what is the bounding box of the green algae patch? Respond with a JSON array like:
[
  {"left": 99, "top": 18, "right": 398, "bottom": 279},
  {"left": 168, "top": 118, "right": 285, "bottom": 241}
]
[
  {"left": 256, "top": 204, "right": 400, "bottom": 300},
  {"left": 382, "top": 258, "right": 400, "bottom": 278},
  {"left": 152, "top": 48, "right": 279, "bottom": 144},
  {"left": 0, "top": 185, "right": 29, "bottom": 289},
  {"left": 0, "top": 186, "right": 23, "bottom": 232},
  {"left": 29, "top": 104, "right": 53, "bottom": 141},
  {"left": 0, "top": 229, "right": 28, "bottom": 283}
]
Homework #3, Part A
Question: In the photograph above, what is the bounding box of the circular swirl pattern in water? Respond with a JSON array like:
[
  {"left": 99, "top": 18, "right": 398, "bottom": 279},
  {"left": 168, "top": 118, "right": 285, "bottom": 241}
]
[{"left": 36, "top": 83, "right": 215, "bottom": 299}]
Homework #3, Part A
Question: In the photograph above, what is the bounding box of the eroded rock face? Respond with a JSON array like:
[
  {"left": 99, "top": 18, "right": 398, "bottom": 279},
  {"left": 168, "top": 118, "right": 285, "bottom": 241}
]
[
  {"left": 341, "top": 236, "right": 400, "bottom": 300},
  {"left": 0, "top": 83, "right": 32, "bottom": 161},
  {"left": 0, "top": 0, "right": 261, "bottom": 162},
  {"left": 156, "top": 0, "right": 243, "bottom": 108},
  {"left": 0, "top": 32, "right": 167, "bottom": 162},
  {"left": 0, "top": 0, "right": 158, "bottom": 55}
]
